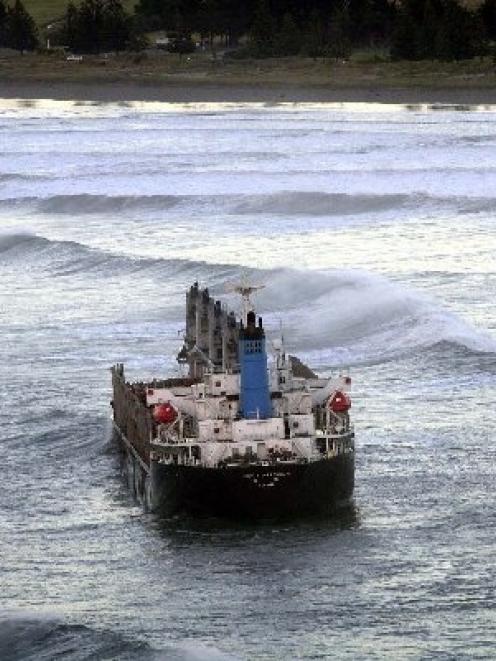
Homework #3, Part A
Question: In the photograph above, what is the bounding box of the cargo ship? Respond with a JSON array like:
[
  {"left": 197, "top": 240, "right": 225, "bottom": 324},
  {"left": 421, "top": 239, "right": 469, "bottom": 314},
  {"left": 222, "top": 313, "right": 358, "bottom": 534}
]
[{"left": 111, "top": 282, "right": 355, "bottom": 518}]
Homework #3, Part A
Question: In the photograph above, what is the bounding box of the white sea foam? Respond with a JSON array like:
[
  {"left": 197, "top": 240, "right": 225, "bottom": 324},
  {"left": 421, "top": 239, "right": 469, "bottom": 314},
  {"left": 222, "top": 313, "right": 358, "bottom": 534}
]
[
  {"left": 1, "top": 227, "right": 493, "bottom": 361},
  {"left": 0, "top": 611, "right": 237, "bottom": 661},
  {"left": 258, "top": 268, "right": 496, "bottom": 363},
  {"left": 1, "top": 98, "right": 496, "bottom": 118}
]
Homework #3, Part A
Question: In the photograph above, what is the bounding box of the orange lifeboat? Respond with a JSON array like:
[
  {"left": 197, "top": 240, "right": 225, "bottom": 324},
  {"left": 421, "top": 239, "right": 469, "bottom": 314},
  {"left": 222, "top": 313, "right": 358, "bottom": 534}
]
[
  {"left": 329, "top": 391, "right": 351, "bottom": 413},
  {"left": 153, "top": 402, "right": 178, "bottom": 424}
]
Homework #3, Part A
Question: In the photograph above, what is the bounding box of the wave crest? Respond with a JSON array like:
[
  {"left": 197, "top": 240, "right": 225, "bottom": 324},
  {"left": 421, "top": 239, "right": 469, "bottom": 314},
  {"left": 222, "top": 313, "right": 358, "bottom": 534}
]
[
  {"left": 38, "top": 194, "right": 182, "bottom": 215},
  {"left": 1, "top": 232, "right": 493, "bottom": 363},
  {"left": 0, "top": 232, "right": 241, "bottom": 283},
  {"left": 0, "top": 232, "right": 44, "bottom": 253},
  {"left": 2, "top": 191, "right": 496, "bottom": 219},
  {"left": 256, "top": 268, "right": 496, "bottom": 364},
  {"left": 231, "top": 191, "right": 410, "bottom": 216},
  {"left": 0, "top": 612, "right": 236, "bottom": 661}
]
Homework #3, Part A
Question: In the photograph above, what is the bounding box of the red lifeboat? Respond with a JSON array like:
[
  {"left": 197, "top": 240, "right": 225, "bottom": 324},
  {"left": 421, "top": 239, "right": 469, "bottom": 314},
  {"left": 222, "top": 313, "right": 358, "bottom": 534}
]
[
  {"left": 329, "top": 390, "right": 351, "bottom": 413},
  {"left": 153, "top": 402, "right": 178, "bottom": 424}
]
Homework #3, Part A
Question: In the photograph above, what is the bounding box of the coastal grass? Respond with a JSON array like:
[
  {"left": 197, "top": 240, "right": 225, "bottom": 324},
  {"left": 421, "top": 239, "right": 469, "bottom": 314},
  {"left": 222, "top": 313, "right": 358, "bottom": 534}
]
[
  {"left": 1, "top": 51, "right": 496, "bottom": 90},
  {"left": 23, "top": 0, "right": 135, "bottom": 28}
]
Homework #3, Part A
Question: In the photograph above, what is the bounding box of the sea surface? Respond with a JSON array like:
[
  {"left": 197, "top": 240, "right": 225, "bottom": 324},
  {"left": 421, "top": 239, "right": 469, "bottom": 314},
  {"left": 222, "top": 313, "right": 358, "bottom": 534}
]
[{"left": 0, "top": 99, "right": 495, "bottom": 660}]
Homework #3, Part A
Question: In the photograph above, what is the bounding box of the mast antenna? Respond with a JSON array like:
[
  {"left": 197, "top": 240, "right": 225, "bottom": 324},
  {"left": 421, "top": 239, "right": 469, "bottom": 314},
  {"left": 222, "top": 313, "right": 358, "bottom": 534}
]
[{"left": 225, "top": 276, "right": 265, "bottom": 321}]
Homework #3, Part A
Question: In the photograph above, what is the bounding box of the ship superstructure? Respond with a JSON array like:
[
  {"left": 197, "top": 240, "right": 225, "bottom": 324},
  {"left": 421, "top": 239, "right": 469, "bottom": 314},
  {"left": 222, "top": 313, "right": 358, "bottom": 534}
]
[{"left": 111, "top": 283, "right": 355, "bottom": 518}]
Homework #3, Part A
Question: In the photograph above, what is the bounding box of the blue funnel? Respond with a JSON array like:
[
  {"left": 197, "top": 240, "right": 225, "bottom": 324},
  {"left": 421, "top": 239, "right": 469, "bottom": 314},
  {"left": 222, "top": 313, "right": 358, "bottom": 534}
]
[{"left": 239, "top": 312, "right": 271, "bottom": 419}]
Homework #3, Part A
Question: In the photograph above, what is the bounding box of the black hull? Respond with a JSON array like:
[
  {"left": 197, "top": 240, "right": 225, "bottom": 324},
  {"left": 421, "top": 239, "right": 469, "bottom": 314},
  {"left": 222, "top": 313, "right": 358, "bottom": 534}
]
[{"left": 150, "top": 455, "right": 355, "bottom": 519}]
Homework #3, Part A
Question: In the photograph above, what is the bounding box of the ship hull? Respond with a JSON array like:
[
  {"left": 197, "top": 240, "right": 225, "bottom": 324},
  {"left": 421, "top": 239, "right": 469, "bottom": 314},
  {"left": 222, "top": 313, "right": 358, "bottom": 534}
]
[
  {"left": 150, "top": 454, "right": 355, "bottom": 519},
  {"left": 114, "top": 421, "right": 354, "bottom": 519}
]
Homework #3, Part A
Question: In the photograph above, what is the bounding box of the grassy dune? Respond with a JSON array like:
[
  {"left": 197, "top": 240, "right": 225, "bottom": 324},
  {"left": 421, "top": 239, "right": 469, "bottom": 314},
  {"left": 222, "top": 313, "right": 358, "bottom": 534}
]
[
  {"left": 2, "top": 51, "right": 496, "bottom": 92},
  {"left": 23, "top": 0, "right": 136, "bottom": 27}
]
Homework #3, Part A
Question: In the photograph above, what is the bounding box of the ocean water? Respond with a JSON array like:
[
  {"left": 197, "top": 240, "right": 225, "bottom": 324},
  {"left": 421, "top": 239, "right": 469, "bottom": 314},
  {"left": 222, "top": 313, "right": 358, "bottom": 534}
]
[{"left": 1, "top": 99, "right": 495, "bottom": 660}]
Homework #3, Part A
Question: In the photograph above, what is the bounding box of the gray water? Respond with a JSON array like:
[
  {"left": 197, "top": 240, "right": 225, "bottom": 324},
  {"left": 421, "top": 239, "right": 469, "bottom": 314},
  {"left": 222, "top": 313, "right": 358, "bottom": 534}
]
[{"left": 0, "top": 99, "right": 495, "bottom": 660}]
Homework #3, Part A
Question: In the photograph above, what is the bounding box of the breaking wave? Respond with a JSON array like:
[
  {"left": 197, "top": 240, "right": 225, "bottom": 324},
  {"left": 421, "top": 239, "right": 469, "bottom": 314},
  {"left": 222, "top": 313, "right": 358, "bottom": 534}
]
[
  {"left": 256, "top": 268, "right": 496, "bottom": 365},
  {"left": 0, "top": 191, "right": 408, "bottom": 217},
  {"left": 0, "top": 232, "right": 40, "bottom": 254},
  {"left": 0, "top": 173, "right": 51, "bottom": 183},
  {"left": 1, "top": 233, "right": 494, "bottom": 364},
  {"left": 231, "top": 191, "right": 412, "bottom": 216},
  {"left": 2, "top": 191, "right": 496, "bottom": 218},
  {"left": 0, "top": 194, "right": 185, "bottom": 215},
  {"left": 0, "top": 232, "right": 242, "bottom": 283},
  {"left": 0, "top": 612, "right": 235, "bottom": 661},
  {"left": 38, "top": 194, "right": 182, "bottom": 215}
]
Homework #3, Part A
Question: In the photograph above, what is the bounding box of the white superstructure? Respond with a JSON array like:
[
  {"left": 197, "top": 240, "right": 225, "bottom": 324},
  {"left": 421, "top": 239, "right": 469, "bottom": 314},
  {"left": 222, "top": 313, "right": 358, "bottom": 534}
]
[{"left": 148, "top": 339, "right": 354, "bottom": 469}]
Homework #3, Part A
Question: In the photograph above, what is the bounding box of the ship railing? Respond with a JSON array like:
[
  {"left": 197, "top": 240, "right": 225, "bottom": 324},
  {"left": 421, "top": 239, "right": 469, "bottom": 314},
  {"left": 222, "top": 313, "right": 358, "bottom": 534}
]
[
  {"left": 218, "top": 455, "right": 305, "bottom": 468},
  {"left": 325, "top": 436, "right": 354, "bottom": 458},
  {"left": 324, "top": 422, "right": 353, "bottom": 436},
  {"left": 158, "top": 456, "right": 203, "bottom": 467}
]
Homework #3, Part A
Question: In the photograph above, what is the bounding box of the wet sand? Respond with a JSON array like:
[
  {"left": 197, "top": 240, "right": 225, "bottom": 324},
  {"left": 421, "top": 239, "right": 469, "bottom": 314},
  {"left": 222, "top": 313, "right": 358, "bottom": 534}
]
[{"left": 2, "top": 79, "right": 496, "bottom": 105}]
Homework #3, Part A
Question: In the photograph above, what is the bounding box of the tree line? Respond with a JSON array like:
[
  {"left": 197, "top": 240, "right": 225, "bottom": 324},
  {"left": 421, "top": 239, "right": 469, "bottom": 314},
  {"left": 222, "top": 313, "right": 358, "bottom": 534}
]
[
  {"left": 134, "top": 0, "right": 496, "bottom": 60},
  {"left": 134, "top": 0, "right": 395, "bottom": 54},
  {"left": 61, "top": 0, "right": 141, "bottom": 53},
  {"left": 391, "top": 0, "right": 488, "bottom": 60},
  {"left": 0, "top": 0, "right": 38, "bottom": 52},
  {"left": 2, "top": 0, "right": 496, "bottom": 62}
]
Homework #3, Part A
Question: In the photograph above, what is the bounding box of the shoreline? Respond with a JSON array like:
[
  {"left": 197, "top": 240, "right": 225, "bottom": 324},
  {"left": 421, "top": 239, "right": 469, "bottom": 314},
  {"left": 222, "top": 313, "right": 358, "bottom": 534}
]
[
  {"left": 2, "top": 52, "right": 496, "bottom": 105},
  {"left": 3, "top": 80, "right": 496, "bottom": 105}
]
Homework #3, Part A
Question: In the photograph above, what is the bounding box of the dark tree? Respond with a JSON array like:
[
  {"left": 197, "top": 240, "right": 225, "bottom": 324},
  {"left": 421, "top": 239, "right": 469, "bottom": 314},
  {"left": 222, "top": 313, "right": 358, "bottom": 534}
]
[
  {"left": 196, "top": 0, "right": 218, "bottom": 46},
  {"left": 327, "top": 2, "right": 352, "bottom": 60},
  {"left": 77, "top": 0, "right": 106, "bottom": 52},
  {"left": 349, "top": 0, "right": 395, "bottom": 46},
  {"left": 435, "top": 0, "right": 484, "bottom": 60},
  {"left": 479, "top": 0, "right": 496, "bottom": 40},
  {"left": 135, "top": 0, "right": 188, "bottom": 32},
  {"left": 391, "top": 0, "right": 485, "bottom": 61},
  {"left": 416, "top": 0, "right": 440, "bottom": 59},
  {"left": 249, "top": 0, "right": 275, "bottom": 56},
  {"left": 132, "top": 0, "right": 163, "bottom": 31},
  {"left": 274, "top": 12, "right": 302, "bottom": 55},
  {"left": 63, "top": 1, "right": 79, "bottom": 48},
  {"left": 198, "top": 0, "right": 256, "bottom": 48},
  {"left": 5, "top": 0, "right": 38, "bottom": 52},
  {"left": 391, "top": 0, "right": 426, "bottom": 59},
  {"left": 0, "top": 0, "right": 7, "bottom": 46},
  {"left": 103, "top": 0, "right": 131, "bottom": 51},
  {"left": 132, "top": 0, "right": 487, "bottom": 61},
  {"left": 218, "top": 0, "right": 257, "bottom": 47},
  {"left": 62, "top": 0, "right": 134, "bottom": 53},
  {"left": 302, "top": 8, "right": 326, "bottom": 59}
]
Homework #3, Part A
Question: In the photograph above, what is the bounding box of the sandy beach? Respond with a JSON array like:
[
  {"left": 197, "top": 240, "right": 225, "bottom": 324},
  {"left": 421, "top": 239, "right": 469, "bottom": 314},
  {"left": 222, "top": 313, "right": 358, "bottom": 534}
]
[
  {"left": 2, "top": 79, "right": 496, "bottom": 105},
  {"left": 2, "top": 53, "right": 496, "bottom": 105}
]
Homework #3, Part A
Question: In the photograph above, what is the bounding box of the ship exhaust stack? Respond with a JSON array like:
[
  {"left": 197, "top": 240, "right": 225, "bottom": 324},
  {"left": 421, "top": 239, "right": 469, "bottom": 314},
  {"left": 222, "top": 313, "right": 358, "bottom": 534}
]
[{"left": 239, "top": 310, "right": 271, "bottom": 419}]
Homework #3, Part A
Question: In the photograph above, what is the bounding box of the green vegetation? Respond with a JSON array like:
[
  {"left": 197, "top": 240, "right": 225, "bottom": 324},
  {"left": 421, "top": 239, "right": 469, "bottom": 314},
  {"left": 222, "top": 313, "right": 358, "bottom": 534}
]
[
  {"left": 391, "top": 0, "right": 486, "bottom": 60},
  {"left": 22, "top": 0, "right": 134, "bottom": 27},
  {"left": 58, "top": 0, "right": 141, "bottom": 53},
  {"left": 133, "top": 0, "right": 493, "bottom": 62},
  {"left": 2, "top": 0, "right": 496, "bottom": 63},
  {"left": 2, "top": 49, "right": 496, "bottom": 90},
  {"left": 0, "top": 0, "right": 38, "bottom": 51}
]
